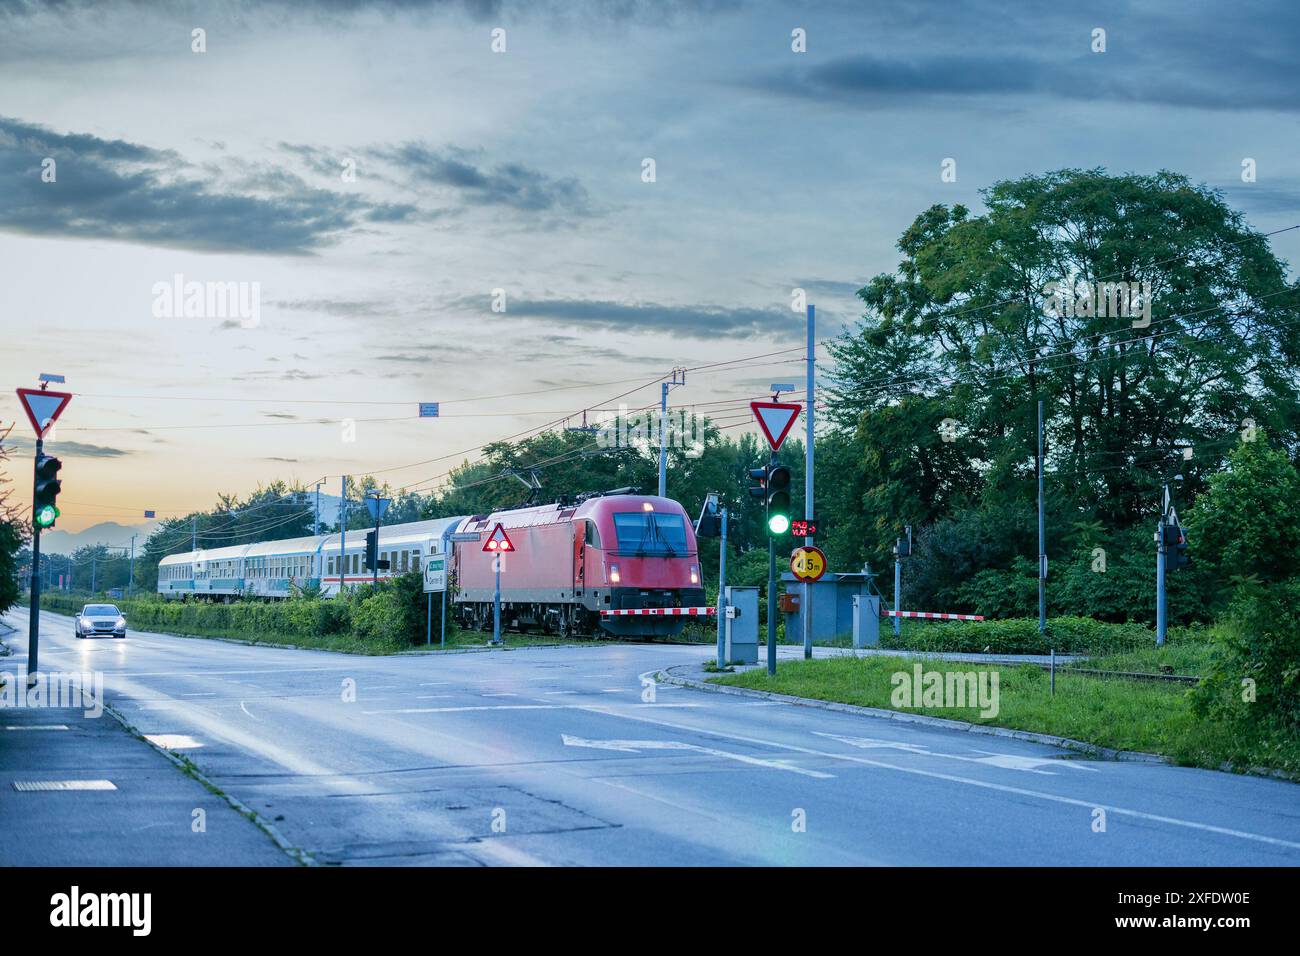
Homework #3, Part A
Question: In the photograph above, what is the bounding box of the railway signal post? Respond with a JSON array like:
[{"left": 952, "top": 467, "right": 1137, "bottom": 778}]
[{"left": 483, "top": 523, "right": 514, "bottom": 646}]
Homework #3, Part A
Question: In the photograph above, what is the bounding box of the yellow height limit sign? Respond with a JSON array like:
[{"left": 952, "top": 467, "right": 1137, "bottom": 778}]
[{"left": 790, "top": 546, "right": 827, "bottom": 583}]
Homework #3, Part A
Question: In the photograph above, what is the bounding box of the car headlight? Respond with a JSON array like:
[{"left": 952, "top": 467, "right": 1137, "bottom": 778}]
[{"left": 115, "top": 617, "right": 127, "bottom": 628}]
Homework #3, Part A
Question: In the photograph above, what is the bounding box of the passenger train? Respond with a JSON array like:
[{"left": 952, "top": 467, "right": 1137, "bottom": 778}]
[{"left": 157, "top": 492, "right": 706, "bottom": 637}]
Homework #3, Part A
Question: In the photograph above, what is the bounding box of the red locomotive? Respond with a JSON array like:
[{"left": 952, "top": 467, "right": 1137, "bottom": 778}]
[{"left": 451, "top": 490, "right": 706, "bottom": 638}]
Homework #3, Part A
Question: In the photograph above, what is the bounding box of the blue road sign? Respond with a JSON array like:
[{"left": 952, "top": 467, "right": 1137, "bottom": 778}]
[
  {"left": 365, "top": 496, "right": 391, "bottom": 521},
  {"left": 419, "top": 402, "right": 440, "bottom": 418}
]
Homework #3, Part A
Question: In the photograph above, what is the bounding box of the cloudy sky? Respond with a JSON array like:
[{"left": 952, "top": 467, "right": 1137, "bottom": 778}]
[{"left": 1, "top": 0, "right": 1297, "bottom": 532}]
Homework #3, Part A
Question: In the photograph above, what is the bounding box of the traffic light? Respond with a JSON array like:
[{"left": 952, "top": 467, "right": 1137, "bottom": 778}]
[
  {"left": 364, "top": 529, "right": 379, "bottom": 572},
  {"left": 1164, "top": 524, "right": 1190, "bottom": 570},
  {"left": 766, "top": 462, "right": 791, "bottom": 535},
  {"left": 33, "top": 454, "right": 62, "bottom": 529},
  {"left": 747, "top": 466, "right": 768, "bottom": 500}
]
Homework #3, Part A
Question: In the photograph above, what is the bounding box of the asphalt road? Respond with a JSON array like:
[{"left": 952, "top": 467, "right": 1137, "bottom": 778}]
[{"left": 4, "top": 606, "right": 1298, "bottom": 866}]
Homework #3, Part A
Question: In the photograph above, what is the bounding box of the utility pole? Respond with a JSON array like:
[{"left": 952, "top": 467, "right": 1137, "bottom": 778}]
[
  {"left": 1037, "top": 399, "right": 1046, "bottom": 633},
  {"left": 314, "top": 482, "right": 321, "bottom": 537},
  {"left": 191, "top": 515, "right": 197, "bottom": 553},
  {"left": 716, "top": 507, "right": 728, "bottom": 669},
  {"left": 657, "top": 368, "right": 687, "bottom": 498},
  {"left": 802, "top": 304, "right": 815, "bottom": 659},
  {"left": 338, "top": 476, "right": 348, "bottom": 594},
  {"left": 126, "top": 533, "right": 137, "bottom": 597}
]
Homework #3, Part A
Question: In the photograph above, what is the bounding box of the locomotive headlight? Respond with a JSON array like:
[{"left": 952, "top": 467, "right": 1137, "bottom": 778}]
[
  {"left": 690, "top": 565, "right": 699, "bottom": 584},
  {"left": 609, "top": 563, "right": 621, "bottom": 583}
]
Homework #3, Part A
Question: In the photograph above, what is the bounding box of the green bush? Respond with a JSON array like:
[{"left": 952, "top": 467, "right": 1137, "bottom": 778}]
[
  {"left": 1194, "top": 580, "right": 1300, "bottom": 732},
  {"left": 880, "top": 615, "right": 1156, "bottom": 656}
]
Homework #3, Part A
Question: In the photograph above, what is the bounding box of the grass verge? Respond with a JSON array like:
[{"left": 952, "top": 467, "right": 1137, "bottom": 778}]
[{"left": 709, "top": 655, "right": 1300, "bottom": 776}]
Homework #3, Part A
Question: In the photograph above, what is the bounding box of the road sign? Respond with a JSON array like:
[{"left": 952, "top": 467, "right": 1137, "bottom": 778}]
[
  {"left": 144, "top": 510, "right": 156, "bottom": 519},
  {"left": 419, "top": 402, "right": 440, "bottom": 418},
  {"left": 423, "top": 553, "right": 447, "bottom": 592},
  {"left": 364, "top": 495, "right": 391, "bottom": 521},
  {"left": 16, "top": 388, "right": 72, "bottom": 438},
  {"left": 790, "top": 545, "right": 827, "bottom": 582},
  {"left": 791, "top": 517, "right": 820, "bottom": 537},
  {"left": 448, "top": 530, "right": 481, "bottom": 542},
  {"left": 483, "top": 523, "right": 514, "bottom": 552},
  {"left": 750, "top": 401, "right": 801, "bottom": 451}
]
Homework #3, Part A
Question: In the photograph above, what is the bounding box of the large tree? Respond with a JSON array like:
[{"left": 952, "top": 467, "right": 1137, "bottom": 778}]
[{"left": 827, "top": 169, "right": 1300, "bottom": 576}]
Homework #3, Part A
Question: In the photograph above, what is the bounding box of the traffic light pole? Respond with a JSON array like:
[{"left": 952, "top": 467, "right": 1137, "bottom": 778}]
[
  {"left": 803, "top": 303, "right": 815, "bottom": 661},
  {"left": 1156, "top": 483, "right": 1169, "bottom": 647},
  {"left": 893, "top": 551, "right": 902, "bottom": 637},
  {"left": 372, "top": 519, "right": 380, "bottom": 587},
  {"left": 27, "top": 438, "right": 43, "bottom": 685},
  {"left": 766, "top": 533, "right": 776, "bottom": 676},
  {"left": 716, "top": 507, "right": 728, "bottom": 669},
  {"left": 767, "top": 452, "right": 778, "bottom": 676}
]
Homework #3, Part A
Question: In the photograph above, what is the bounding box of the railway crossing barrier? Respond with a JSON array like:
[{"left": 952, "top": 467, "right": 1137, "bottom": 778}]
[
  {"left": 884, "top": 610, "right": 985, "bottom": 621},
  {"left": 600, "top": 607, "right": 717, "bottom": 617}
]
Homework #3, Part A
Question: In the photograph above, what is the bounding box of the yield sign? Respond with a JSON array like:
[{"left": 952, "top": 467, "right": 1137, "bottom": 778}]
[
  {"left": 15, "top": 388, "right": 72, "bottom": 438},
  {"left": 750, "top": 401, "right": 801, "bottom": 451},
  {"left": 482, "top": 522, "right": 515, "bottom": 552}
]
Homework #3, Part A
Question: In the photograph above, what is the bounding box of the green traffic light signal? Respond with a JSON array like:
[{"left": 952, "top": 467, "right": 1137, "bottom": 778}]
[
  {"left": 765, "top": 462, "right": 792, "bottom": 535},
  {"left": 34, "top": 504, "right": 59, "bottom": 528}
]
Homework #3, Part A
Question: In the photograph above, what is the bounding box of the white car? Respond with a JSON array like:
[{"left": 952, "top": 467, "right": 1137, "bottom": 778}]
[{"left": 75, "top": 604, "right": 127, "bottom": 639}]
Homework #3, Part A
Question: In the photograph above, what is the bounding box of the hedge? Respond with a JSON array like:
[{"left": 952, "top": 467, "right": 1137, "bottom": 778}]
[
  {"left": 879, "top": 616, "right": 1163, "bottom": 656},
  {"left": 38, "top": 577, "right": 429, "bottom": 646}
]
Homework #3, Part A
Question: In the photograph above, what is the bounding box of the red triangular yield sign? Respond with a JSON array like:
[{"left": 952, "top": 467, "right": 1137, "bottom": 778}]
[
  {"left": 750, "top": 401, "right": 801, "bottom": 451},
  {"left": 482, "top": 522, "right": 515, "bottom": 552},
  {"left": 15, "top": 388, "right": 72, "bottom": 438}
]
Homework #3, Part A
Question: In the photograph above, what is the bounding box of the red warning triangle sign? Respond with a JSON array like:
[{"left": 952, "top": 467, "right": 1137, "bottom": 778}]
[
  {"left": 16, "top": 388, "right": 72, "bottom": 438},
  {"left": 482, "top": 522, "right": 515, "bottom": 552},
  {"left": 750, "top": 401, "right": 801, "bottom": 451}
]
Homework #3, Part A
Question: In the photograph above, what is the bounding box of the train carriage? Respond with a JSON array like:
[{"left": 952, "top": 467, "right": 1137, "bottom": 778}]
[{"left": 157, "top": 494, "right": 705, "bottom": 638}]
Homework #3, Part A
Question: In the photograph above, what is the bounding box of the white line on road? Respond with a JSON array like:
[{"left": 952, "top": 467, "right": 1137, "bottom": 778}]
[
  {"left": 239, "top": 700, "right": 260, "bottom": 721},
  {"left": 562, "top": 734, "right": 834, "bottom": 779},
  {"left": 585, "top": 707, "right": 1300, "bottom": 852},
  {"left": 815, "top": 732, "right": 1101, "bottom": 775},
  {"left": 362, "top": 703, "right": 704, "bottom": 715}
]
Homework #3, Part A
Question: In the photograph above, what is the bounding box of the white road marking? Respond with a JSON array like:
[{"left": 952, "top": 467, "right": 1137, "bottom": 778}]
[
  {"left": 13, "top": 779, "right": 117, "bottom": 791},
  {"left": 584, "top": 708, "right": 1300, "bottom": 852},
  {"left": 562, "top": 734, "right": 834, "bottom": 779},
  {"left": 239, "top": 700, "right": 260, "bottom": 721},
  {"left": 815, "top": 732, "right": 1100, "bottom": 775},
  {"left": 480, "top": 692, "right": 518, "bottom": 698},
  {"left": 181, "top": 692, "right": 218, "bottom": 698},
  {"left": 4, "top": 724, "right": 70, "bottom": 731},
  {"left": 144, "top": 733, "right": 204, "bottom": 750},
  {"left": 363, "top": 703, "right": 703, "bottom": 715}
]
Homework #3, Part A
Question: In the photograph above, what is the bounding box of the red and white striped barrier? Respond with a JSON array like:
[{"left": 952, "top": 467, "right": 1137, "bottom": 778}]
[
  {"left": 884, "top": 610, "right": 985, "bottom": 621},
  {"left": 600, "top": 607, "right": 717, "bottom": 617}
]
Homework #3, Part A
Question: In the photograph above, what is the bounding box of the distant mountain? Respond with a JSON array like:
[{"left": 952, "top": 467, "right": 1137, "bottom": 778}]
[{"left": 40, "top": 521, "right": 160, "bottom": 555}]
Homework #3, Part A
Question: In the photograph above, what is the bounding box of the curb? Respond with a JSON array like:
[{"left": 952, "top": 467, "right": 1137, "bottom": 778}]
[
  {"left": 103, "top": 702, "right": 317, "bottom": 867},
  {"left": 658, "top": 664, "right": 1169, "bottom": 764}
]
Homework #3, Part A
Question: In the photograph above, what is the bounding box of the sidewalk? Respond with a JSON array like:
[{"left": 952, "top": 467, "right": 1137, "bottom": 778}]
[{"left": 0, "top": 702, "right": 294, "bottom": 866}]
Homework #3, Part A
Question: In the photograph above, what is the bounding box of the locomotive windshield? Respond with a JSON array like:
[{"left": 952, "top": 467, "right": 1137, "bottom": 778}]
[{"left": 612, "top": 512, "right": 689, "bottom": 556}]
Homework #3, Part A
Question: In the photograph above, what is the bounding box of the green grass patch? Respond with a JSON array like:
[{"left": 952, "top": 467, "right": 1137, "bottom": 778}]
[{"left": 710, "top": 655, "right": 1300, "bottom": 776}]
